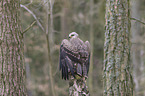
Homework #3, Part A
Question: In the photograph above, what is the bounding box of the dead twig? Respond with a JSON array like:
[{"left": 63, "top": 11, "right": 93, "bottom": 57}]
[
  {"left": 131, "top": 17, "right": 145, "bottom": 25},
  {"left": 22, "top": 21, "right": 36, "bottom": 35}
]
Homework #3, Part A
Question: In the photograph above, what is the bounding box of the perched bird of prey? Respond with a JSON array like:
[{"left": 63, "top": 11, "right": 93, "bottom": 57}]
[{"left": 59, "top": 32, "right": 90, "bottom": 80}]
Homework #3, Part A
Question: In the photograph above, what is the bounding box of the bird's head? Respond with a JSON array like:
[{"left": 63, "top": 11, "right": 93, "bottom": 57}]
[{"left": 69, "top": 32, "right": 78, "bottom": 39}]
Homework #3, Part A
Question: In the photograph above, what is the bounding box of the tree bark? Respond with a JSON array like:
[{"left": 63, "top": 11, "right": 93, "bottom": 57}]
[
  {"left": 69, "top": 77, "right": 89, "bottom": 96},
  {"left": 103, "top": 0, "right": 133, "bottom": 95},
  {"left": 0, "top": 0, "right": 27, "bottom": 95}
]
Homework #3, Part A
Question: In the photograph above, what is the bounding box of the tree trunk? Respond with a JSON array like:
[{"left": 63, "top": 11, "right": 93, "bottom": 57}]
[
  {"left": 131, "top": 0, "right": 141, "bottom": 95},
  {"left": 88, "top": 0, "right": 94, "bottom": 94},
  {"left": 69, "top": 77, "right": 89, "bottom": 96},
  {"left": 61, "top": 0, "right": 71, "bottom": 39},
  {"left": 0, "top": 0, "right": 27, "bottom": 95},
  {"left": 103, "top": 0, "right": 133, "bottom": 96},
  {"left": 61, "top": 7, "right": 69, "bottom": 38},
  {"left": 45, "top": 0, "right": 56, "bottom": 96}
]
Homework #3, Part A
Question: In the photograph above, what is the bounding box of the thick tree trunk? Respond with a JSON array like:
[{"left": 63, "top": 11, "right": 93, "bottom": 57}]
[
  {"left": 0, "top": 0, "right": 27, "bottom": 95},
  {"left": 103, "top": 0, "right": 133, "bottom": 96}
]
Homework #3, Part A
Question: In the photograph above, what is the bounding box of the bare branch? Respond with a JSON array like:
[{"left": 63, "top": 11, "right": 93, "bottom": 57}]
[
  {"left": 22, "top": 21, "right": 36, "bottom": 34},
  {"left": 20, "top": 4, "right": 45, "bottom": 32},
  {"left": 131, "top": 17, "right": 145, "bottom": 25}
]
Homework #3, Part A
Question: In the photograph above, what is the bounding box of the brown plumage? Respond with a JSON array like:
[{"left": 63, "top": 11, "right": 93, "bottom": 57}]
[{"left": 59, "top": 32, "right": 90, "bottom": 80}]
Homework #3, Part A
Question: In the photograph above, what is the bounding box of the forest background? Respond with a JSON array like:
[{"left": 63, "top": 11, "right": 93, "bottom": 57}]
[{"left": 19, "top": 0, "right": 145, "bottom": 96}]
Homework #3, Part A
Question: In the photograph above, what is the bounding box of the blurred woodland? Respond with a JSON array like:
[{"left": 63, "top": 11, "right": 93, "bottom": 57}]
[
  {"left": 21, "top": 0, "right": 145, "bottom": 96},
  {"left": 0, "top": 0, "right": 145, "bottom": 96},
  {"left": 21, "top": 0, "right": 104, "bottom": 96}
]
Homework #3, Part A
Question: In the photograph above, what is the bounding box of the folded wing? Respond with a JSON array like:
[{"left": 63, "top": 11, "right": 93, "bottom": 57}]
[
  {"left": 59, "top": 39, "right": 90, "bottom": 80},
  {"left": 59, "top": 39, "right": 81, "bottom": 80}
]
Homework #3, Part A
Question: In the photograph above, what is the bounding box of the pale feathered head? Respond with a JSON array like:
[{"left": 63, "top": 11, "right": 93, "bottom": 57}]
[{"left": 69, "top": 32, "right": 78, "bottom": 39}]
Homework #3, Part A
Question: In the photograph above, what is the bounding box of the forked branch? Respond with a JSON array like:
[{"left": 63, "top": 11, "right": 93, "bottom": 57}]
[{"left": 20, "top": 4, "right": 45, "bottom": 32}]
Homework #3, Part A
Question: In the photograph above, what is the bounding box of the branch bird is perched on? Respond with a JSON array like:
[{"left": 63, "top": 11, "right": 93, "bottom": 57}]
[{"left": 59, "top": 32, "right": 90, "bottom": 80}]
